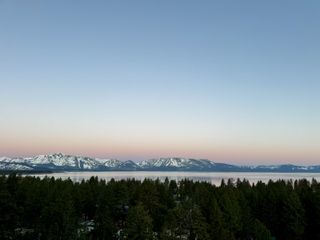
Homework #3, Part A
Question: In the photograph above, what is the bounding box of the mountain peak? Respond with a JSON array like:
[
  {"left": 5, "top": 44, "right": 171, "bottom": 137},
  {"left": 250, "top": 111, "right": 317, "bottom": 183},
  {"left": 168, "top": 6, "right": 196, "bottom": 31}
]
[{"left": 0, "top": 154, "right": 319, "bottom": 172}]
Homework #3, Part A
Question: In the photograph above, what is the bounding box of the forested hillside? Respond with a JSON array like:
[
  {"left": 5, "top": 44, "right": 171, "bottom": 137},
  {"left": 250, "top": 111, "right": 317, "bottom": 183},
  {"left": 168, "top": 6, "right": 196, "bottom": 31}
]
[{"left": 0, "top": 174, "right": 319, "bottom": 240}]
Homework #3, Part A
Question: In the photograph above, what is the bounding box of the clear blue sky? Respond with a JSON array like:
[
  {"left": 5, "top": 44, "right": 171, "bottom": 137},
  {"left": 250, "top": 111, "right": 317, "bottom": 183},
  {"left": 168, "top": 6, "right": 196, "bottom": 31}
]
[{"left": 0, "top": 1, "right": 319, "bottom": 164}]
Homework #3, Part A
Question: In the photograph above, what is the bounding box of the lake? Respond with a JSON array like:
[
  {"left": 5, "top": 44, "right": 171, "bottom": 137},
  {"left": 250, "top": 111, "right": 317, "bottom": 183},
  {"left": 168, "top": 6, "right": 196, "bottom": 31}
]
[{"left": 26, "top": 171, "right": 320, "bottom": 185}]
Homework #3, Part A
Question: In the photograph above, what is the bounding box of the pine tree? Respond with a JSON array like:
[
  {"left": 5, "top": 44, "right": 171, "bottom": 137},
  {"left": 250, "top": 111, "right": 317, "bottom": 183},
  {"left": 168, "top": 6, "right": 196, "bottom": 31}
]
[{"left": 124, "top": 203, "right": 153, "bottom": 240}]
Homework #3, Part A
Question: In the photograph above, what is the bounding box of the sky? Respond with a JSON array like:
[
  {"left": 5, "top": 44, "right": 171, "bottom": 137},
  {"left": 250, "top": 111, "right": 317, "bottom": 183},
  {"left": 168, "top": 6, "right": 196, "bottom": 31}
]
[{"left": 0, "top": 1, "right": 319, "bottom": 165}]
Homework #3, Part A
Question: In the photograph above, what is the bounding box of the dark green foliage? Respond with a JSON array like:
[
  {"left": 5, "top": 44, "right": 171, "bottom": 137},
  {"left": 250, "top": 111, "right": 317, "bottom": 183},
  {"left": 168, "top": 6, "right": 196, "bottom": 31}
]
[
  {"left": 124, "top": 203, "right": 153, "bottom": 240},
  {"left": 161, "top": 203, "right": 209, "bottom": 240},
  {"left": 0, "top": 174, "right": 319, "bottom": 239}
]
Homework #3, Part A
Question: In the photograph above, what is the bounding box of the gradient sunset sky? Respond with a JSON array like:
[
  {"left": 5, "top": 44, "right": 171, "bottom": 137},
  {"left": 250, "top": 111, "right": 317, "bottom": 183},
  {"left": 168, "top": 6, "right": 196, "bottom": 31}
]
[{"left": 0, "top": 1, "right": 319, "bottom": 165}]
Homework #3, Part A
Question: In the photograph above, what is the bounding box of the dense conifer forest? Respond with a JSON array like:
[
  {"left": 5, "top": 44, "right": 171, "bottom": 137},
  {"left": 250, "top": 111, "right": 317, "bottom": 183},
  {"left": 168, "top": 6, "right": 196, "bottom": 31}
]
[{"left": 1, "top": 174, "right": 320, "bottom": 240}]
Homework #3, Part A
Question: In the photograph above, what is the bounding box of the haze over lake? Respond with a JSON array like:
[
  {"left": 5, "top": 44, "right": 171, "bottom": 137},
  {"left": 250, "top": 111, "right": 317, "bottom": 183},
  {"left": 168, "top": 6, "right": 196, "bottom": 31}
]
[{"left": 28, "top": 171, "right": 320, "bottom": 186}]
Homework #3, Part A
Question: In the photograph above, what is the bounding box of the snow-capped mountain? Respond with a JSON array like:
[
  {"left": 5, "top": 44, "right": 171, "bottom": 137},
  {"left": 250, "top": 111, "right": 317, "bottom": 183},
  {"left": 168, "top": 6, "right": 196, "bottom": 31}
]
[
  {"left": 0, "top": 154, "right": 320, "bottom": 172},
  {"left": 244, "top": 164, "right": 320, "bottom": 172},
  {"left": 118, "top": 160, "right": 139, "bottom": 170},
  {"left": 0, "top": 153, "right": 122, "bottom": 171},
  {"left": 138, "top": 158, "right": 213, "bottom": 168},
  {"left": 138, "top": 158, "right": 235, "bottom": 171},
  {"left": 0, "top": 162, "right": 33, "bottom": 171}
]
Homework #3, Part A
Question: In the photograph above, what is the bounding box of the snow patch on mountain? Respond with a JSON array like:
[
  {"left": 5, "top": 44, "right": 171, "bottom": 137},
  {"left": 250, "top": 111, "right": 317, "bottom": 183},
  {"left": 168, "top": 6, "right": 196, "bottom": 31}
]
[
  {"left": 138, "top": 157, "right": 217, "bottom": 170},
  {"left": 0, "top": 162, "right": 33, "bottom": 171}
]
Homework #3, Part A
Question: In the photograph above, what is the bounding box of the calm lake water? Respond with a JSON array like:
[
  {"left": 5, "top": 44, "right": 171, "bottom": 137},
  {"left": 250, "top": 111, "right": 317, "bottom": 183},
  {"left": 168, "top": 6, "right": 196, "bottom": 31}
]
[{"left": 27, "top": 171, "right": 320, "bottom": 186}]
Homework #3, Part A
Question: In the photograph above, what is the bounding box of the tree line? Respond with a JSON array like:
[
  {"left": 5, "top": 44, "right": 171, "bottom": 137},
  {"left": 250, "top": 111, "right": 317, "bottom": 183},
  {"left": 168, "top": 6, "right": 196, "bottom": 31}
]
[{"left": 0, "top": 174, "right": 320, "bottom": 240}]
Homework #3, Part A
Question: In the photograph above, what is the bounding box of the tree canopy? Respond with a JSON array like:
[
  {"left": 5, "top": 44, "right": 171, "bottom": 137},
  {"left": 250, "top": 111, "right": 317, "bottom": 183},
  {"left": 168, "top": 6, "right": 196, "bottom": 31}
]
[{"left": 0, "top": 174, "right": 319, "bottom": 240}]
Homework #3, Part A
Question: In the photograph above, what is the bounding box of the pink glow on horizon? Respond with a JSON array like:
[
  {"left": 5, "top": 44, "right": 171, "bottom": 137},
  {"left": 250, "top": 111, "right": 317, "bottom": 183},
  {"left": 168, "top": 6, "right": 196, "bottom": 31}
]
[{"left": 1, "top": 139, "right": 319, "bottom": 165}]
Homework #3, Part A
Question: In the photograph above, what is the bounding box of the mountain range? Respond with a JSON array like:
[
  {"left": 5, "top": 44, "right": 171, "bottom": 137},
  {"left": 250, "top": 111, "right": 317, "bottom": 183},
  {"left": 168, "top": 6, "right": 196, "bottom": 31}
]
[{"left": 0, "top": 153, "right": 319, "bottom": 172}]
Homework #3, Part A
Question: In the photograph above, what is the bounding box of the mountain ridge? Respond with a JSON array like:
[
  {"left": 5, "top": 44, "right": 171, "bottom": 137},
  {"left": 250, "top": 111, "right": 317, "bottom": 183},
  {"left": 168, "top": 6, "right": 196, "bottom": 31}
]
[{"left": 0, "top": 153, "right": 319, "bottom": 172}]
